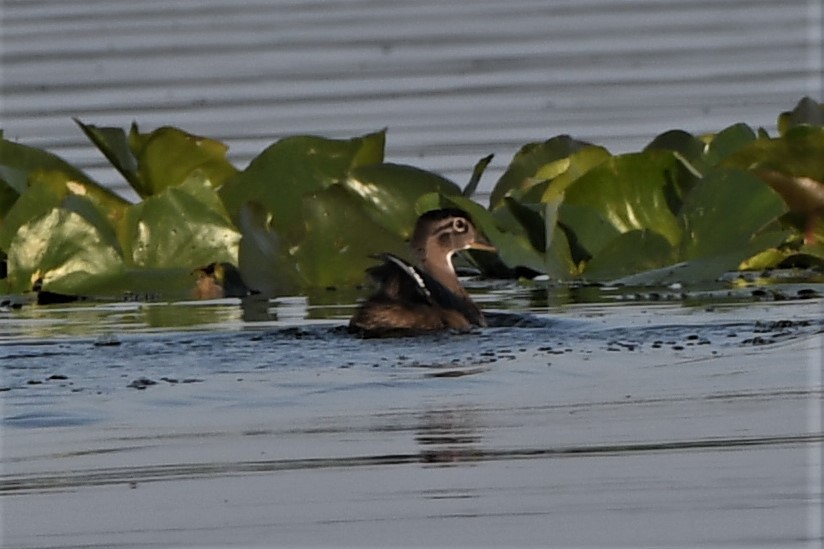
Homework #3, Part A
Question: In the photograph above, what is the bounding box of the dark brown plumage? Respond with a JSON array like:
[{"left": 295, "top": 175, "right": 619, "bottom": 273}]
[{"left": 349, "top": 208, "right": 495, "bottom": 337}]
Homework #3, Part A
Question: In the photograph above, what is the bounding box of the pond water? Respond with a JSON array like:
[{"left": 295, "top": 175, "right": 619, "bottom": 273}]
[
  {"left": 1, "top": 284, "right": 823, "bottom": 547},
  {"left": 2, "top": 0, "right": 824, "bottom": 546}
]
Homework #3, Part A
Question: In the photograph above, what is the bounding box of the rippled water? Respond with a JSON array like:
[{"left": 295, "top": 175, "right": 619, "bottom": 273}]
[
  {"left": 2, "top": 1, "right": 824, "bottom": 546},
  {"left": 2, "top": 286, "right": 823, "bottom": 547}
]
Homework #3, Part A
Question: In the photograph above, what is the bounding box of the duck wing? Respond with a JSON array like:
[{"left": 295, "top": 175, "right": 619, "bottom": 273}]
[
  {"left": 367, "top": 254, "right": 484, "bottom": 325},
  {"left": 366, "top": 253, "right": 433, "bottom": 303}
]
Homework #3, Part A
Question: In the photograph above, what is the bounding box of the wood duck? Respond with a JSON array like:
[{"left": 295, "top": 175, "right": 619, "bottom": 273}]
[{"left": 349, "top": 208, "right": 495, "bottom": 337}]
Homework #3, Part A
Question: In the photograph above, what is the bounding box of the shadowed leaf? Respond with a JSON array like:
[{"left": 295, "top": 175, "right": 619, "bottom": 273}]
[
  {"left": 583, "top": 229, "right": 675, "bottom": 281},
  {"left": 345, "top": 162, "right": 461, "bottom": 239},
  {"left": 490, "top": 135, "right": 592, "bottom": 207},
  {"left": 220, "top": 131, "right": 385, "bottom": 238},
  {"left": 291, "top": 185, "right": 408, "bottom": 289}
]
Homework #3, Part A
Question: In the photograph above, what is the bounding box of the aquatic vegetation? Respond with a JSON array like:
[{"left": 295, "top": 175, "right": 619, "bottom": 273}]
[{"left": 1, "top": 97, "right": 822, "bottom": 300}]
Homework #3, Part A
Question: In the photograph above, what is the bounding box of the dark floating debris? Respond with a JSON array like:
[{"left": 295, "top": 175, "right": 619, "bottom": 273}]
[
  {"left": 127, "top": 377, "right": 157, "bottom": 390},
  {"left": 94, "top": 334, "right": 121, "bottom": 347},
  {"left": 48, "top": 374, "right": 68, "bottom": 380}
]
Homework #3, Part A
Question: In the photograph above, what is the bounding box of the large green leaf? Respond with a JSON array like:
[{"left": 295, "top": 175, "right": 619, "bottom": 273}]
[
  {"left": 608, "top": 229, "right": 789, "bottom": 286},
  {"left": 645, "top": 129, "right": 706, "bottom": 164},
  {"left": 236, "top": 201, "right": 301, "bottom": 297},
  {"left": 290, "top": 184, "right": 408, "bottom": 289},
  {"left": 557, "top": 202, "right": 621, "bottom": 262},
  {"left": 75, "top": 119, "right": 141, "bottom": 191},
  {"left": 535, "top": 145, "right": 612, "bottom": 204},
  {"left": 462, "top": 154, "right": 494, "bottom": 198},
  {"left": 490, "top": 135, "right": 592, "bottom": 207},
  {"left": 702, "top": 123, "right": 757, "bottom": 166},
  {"left": 344, "top": 162, "right": 461, "bottom": 239},
  {"left": 724, "top": 125, "right": 824, "bottom": 183},
  {"left": 679, "top": 169, "right": 788, "bottom": 260},
  {"left": 123, "top": 176, "right": 240, "bottom": 268},
  {"left": 0, "top": 170, "right": 127, "bottom": 253},
  {"left": 0, "top": 135, "right": 97, "bottom": 195},
  {"left": 128, "top": 124, "right": 238, "bottom": 197},
  {"left": 6, "top": 207, "right": 125, "bottom": 295},
  {"left": 0, "top": 179, "right": 18, "bottom": 224},
  {"left": 219, "top": 131, "right": 385, "bottom": 238},
  {"left": 561, "top": 151, "right": 683, "bottom": 254},
  {"left": 0, "top": 137, "right": 129, "bottom": 230},
  {"left": 583, "top": 229, "right": 675, "bottom": 281},
  {"left": 778, "top": 96, "right": 824, "bottom": 136}
]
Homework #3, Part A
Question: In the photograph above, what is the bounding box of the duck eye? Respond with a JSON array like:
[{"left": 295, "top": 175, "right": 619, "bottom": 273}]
[{"left": 453, "top": 218, "right": 468, "bottom": 232}]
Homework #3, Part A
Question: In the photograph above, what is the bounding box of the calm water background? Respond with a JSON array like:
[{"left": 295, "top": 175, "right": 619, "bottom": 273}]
[
  {"left": 2, "top": 0, "right": 823, "bottom": 201},
  {"left": 2, "top": 1, "right": 824, "bottom": 547}
]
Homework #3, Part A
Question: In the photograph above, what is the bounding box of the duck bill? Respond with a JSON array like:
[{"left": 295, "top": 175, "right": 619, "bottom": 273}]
[{"left": 468, "top": 238, "right": 497, "bottom": 253}]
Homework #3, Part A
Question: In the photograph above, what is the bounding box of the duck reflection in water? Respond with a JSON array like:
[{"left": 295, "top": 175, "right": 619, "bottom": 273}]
[{"left": 416, "top": 406, "right": 484, "bottom": 466}]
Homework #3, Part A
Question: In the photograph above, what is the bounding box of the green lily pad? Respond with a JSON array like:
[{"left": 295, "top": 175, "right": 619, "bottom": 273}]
[
  {"left": 557, "top": 202, "right": 621, "bottom": 263},
  {"left": 219, "top": 131, "right": 385, "bottom": 238},
  {"left": 724, "top": 125, "right": 824, "bottom": 183},
  {"left": 129, "top": 124, "right": 238, "bottom": 198},
  {"left": 583, "top": 229, "right": 675, "bottom": 281},
  {"left": 236, "top": 201, "right": 301, "bottom": 296},
  {"left": 490, "top": 135, "right": 592, "bottom": 207},
  {"left": 561, "top": 151, "right": 683, "bottom": 254},
  {"left": 535, "top": 145, "right": 612, "bottom": 204},
  {"left": 0, "top": 179, "right": 17, "bottom": 223},
  {"left": 0, "top": 137, "right": 129, "bottom": 232},
  {"left": 290, "top": 184, "right": 408, "bottom": 289},
  {"left": 702, "top": 123, "right": 757, "bottom": 166},
  {"left": 462, "top": 154, "right": 494, "bottom": 198},
  {"left": 778, "top": 97, "right": 824, "bottom": 136},
  {"left": 0, "top": 170, "right": 127, "bottom": 253},
  {"left": 6, "top": 207, "right": 125, "bottom": 295},
  {"left": 123, "top": 176, "right": 240, "bottom": 269},
  {"left": 0, "top": 134, "right": 97, "bottom": 195},
  {"left": 344, "top": 162, "right": 461, "bottom": 239},
  {"left": 645, "top": 129, "right": 706, "bottom": 163},
  {"left": 75, "top": 119, "right": 141, "bottom": 192},
  {"left": 679, "top": 169, "right": 788, "bottom": 260}
]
